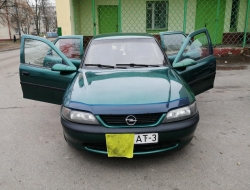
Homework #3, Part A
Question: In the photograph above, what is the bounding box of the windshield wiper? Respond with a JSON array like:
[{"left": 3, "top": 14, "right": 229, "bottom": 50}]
[
  {"left": 85, "top": 64, "right": 126, "bottom": 69},
  {"left": 116, "top": 63, "right": 160, "bottom": 67}
]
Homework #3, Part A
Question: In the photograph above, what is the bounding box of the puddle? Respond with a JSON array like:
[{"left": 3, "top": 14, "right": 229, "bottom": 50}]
[{"left": 217, "top": 65, "right": 247, "bottom": 70}]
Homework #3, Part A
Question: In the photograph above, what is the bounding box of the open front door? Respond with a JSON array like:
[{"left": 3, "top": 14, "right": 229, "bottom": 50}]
[
  {"left": 159, "top": 31, "right": 187, "bottom": 63},
  {"left": 173, "top": 28, "right": 216, "bottom": 95},
  {"left": 19, "top": 35, "right": 77, "bottom": 105}
]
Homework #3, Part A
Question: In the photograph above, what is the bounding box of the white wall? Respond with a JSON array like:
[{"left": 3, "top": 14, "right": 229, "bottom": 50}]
[{"left": 0, "top": 23, "right": 18, "bottom": 40}]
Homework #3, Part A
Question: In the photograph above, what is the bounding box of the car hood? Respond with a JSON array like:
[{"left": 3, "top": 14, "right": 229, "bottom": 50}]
[{"left": 63, "top": 67, "right": 193, "bottom": 107}]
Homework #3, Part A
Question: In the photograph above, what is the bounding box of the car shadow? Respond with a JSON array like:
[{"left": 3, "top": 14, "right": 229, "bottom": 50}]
[{"left": 63, "top": 143, "right": 194, "bottom": 170}]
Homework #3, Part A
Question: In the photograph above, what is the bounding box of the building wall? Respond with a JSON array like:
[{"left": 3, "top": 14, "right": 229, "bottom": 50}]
[
  {"left": 122, "top": 0, "right": 146, "bottom": 33},
  {"left": 0, "top": 23, "right": 18, "bottom": 41},
  {"left": 71, "top": 0, "right": 194, "bottom": 35},
  {"left": 57, "top": 0, "right": 249, "bottom": 36},
  {"left": 55, "top": 0, "right": 73, "bottom": 35}
]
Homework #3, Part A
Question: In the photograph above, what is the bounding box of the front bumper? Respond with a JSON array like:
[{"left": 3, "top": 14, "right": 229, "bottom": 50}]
[{"left": 61, "top": 113, "right": 199, "bottom": 155}]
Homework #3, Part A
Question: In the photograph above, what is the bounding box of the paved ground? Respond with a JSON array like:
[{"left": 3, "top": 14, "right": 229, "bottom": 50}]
[{"left": 0, "top": 49, "right": 249, "bottom": 190}]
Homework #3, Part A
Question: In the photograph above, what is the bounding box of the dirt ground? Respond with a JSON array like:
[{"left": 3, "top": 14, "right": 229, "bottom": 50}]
[
  {"left": 0, "top": 41, "right": 20, "bottom": 52},
  {"left": 216, "top": 55, "right": 250, "bottom": 70}
]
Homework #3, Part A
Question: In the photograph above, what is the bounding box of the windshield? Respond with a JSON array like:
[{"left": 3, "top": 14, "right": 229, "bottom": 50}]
[{"left": 83, "top": 38, "right": 165, "bottom": 67}]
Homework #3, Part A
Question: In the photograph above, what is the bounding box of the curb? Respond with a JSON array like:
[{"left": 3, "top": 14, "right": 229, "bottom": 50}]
[
  {"left": 214, "top": 47, "right": 250, "bottom": 57},
  {"left": 0, "top": 47, "right": 20, "bottom": 52}
]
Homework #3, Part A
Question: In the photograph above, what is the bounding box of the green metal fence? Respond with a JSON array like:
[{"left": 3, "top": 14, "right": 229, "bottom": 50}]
[{"left": 72, "top": 0, "right": 250, "bottom": 49}]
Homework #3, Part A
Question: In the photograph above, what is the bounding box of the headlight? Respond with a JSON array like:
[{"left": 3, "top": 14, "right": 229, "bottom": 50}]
[
  {"left": 162, "top": 102, "right": 197, "bottom": 123},
  {"left": 61, "top": 106, "right": 99, "bottom": 125}
]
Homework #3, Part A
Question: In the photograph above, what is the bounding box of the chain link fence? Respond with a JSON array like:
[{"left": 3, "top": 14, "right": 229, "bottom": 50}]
[{"left": 72, "top": 0, "right": 250, "bottom": 50}]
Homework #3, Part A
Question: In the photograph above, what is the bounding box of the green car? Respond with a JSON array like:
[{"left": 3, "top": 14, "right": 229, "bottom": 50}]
[{"left": 19, "top": 28, "right": 216, "bottom": 158}]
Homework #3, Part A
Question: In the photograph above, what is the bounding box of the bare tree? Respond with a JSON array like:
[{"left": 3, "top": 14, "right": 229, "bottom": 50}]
[
  {"left": 40, "top": 0, "right": 57, "bottom": 32},
  {"left": 1, "top": 0, "right": 56, "bottom": 37},
  {"left": 28, "top": 0, "right": 56, "bottom": 35},
  {"left": 0, "top": 0, "right": 33, "bottom": 37},
  {"left": 19, "top": 1, "right": 34, "bottom": 34},
  {"left": 31, "top": 0, "right": 42, "bottom": 35},
  {"left": 0, "top": 0, "right": 12, "bottom": 26}
]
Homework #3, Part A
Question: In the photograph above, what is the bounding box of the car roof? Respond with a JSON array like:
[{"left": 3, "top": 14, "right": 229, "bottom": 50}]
[{"left": 92, "top": 33, "right": 154, "bottom": 41}]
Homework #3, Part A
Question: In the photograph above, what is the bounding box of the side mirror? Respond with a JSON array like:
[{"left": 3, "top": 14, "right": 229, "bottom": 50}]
[
  {"left": 51, "top": 64, "right": 77, "bottom": 72},
  {"left": 173, "top": 58, "right": 196, "bottom": 69}
]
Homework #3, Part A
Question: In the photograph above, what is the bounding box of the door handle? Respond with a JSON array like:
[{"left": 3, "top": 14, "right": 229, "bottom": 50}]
[{"left": 22, "top": 71, "right": 30, "bottom": 76}]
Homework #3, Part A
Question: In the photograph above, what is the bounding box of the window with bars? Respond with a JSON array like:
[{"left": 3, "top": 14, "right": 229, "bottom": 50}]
[{"left": 146, "top": 1, "right": 168, "bottom": 31}]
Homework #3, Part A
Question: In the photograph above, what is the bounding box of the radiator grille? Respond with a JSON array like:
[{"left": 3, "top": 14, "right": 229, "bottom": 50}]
[{"left": 99, "top": 113, "right": 163, "bottom": 126}]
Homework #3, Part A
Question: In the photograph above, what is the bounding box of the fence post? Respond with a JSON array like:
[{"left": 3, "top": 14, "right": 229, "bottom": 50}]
[
  {"left": 214, "top": 0, "right": 221, "bottom": 45},
  {"left": 92, "top": 0, "right": 96, "bottom": 36},
  {"left": 118, "top": 0, "right": 122, "bottom": 32},
  {"left": 183, "top": 0, "right": 188, "bottom": 34},
  {"left": 243, "top": 0, "right": 250, "bottom": 47}
]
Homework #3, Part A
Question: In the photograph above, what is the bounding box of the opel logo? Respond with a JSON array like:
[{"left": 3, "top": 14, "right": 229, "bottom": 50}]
[{"left": 125, "top": 115, "right": 137, "bottom": 126}]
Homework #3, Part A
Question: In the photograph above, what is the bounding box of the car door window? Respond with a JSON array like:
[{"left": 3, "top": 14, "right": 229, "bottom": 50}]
[
  {"left": 162, "top": 33, "right": 188, "bottom": 56},
  {"left": 24, "top": 39, "right": 63, "bottom": 68},
  {"left": 54, "top": 38, "right": 81, "bottom": 59},
  {"left": 179, "top": 32, "right": 211, "bottom": 62}
]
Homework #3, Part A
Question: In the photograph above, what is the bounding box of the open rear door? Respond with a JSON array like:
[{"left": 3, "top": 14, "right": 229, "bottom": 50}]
[
  {"left": 172, "top": 28, "right": 216, "bottom": 95},
  {"left": 52, "top": 35, "right": 83, "bottom": 68}
]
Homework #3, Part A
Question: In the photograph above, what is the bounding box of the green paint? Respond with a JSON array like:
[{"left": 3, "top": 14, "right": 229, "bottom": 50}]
[
  {"left": 98, "top": 5, "right": 118, "bottom": 34},
  {"left": 195, "top": 0, "right": 226, "bottom": 45}
]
